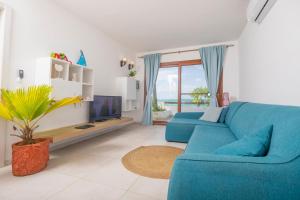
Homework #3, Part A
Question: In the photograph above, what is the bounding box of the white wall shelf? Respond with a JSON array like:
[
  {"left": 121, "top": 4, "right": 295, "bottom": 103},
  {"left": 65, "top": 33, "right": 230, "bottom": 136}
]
[
  {"left": 69, "top": 64, "right": 83, "bottom": 83},
  {"left": 82, "top": 68, "right": 93, "bottom": 85},
  {"left": 35, "top": 57, "right": 94, "bottom": 101},
  {"left": 116, "top": 77, "right": 138, "bottom": 112}
]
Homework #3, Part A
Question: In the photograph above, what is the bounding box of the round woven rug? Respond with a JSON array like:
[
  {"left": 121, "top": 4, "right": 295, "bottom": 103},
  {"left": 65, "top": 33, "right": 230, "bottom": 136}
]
[{"left": 121, "top": 145, "right": 183, "bottom": 179}]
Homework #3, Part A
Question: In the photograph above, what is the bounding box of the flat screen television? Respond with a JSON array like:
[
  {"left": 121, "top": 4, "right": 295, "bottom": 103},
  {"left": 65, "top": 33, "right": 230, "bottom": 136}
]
[{"left": 89, "top": 95, "right": 122, "bottom": 123}]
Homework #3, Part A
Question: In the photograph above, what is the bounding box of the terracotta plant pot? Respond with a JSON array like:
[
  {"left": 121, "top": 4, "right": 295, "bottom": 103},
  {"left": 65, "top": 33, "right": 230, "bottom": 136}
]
[{"left": 12, "top": 138, "right": 51, "bottom": 176}]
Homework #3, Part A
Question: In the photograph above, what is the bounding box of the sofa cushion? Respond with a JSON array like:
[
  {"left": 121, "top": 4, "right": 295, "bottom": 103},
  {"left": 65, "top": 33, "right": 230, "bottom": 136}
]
[
  {"left": 225, "top": 101, "right": 247, "bottom": 126},
  {"left": 200, "top": 107, "right": 223, "bottom": 122},
  {"left": 185, "top": 125, "right": 236, "bottom": 154},
  {"left": 173, "top": 112, "right": 204, "bottom": 120},
  {"left": 214, "top": 125, "right": 273, "bottom": 156},
  {"left": 224, "top": 102, "right": 300, "bottom": 160},
  {"left": 165, "top": 121, "right": 197, "bottom": 143},
  {"left": 171, "top": 118, "right": 227, "bottom": 128},
  {"left": 165, "top": 116, "right": 227, "bottom": 143},
  {"left": 229, "top": 103, "right": 273, "bottom": 139}
]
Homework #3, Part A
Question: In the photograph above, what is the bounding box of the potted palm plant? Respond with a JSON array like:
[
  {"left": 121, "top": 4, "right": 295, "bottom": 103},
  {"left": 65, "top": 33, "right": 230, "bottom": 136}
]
[{"left": 0, "top": 85, "right": 81, "bottom": 176}]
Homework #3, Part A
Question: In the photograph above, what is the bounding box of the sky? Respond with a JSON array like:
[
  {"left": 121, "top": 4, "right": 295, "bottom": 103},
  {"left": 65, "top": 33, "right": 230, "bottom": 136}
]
[{"left": 156, "top": 64, "right": 207, "bottom": 100}]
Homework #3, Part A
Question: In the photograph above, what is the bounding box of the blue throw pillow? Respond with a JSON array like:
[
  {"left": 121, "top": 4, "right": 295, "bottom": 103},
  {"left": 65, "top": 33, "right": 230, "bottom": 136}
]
[
  {"left": 214, "top": 125, "right": 273, "bottom": 157},
  {"left": 218, "top": 107, "right": 229, "bottom": 123}
]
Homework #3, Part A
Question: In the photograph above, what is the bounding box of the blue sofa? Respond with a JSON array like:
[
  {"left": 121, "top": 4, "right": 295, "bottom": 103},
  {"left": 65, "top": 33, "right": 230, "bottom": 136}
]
[{"left": 166, "top": 102, "right": 300, "bottom": 200}]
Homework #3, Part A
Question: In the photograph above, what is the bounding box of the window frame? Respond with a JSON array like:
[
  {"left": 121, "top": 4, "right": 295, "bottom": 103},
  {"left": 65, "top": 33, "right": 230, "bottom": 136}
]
[{"left": 144, "top": 59, "right": 223, "bottom": 125}]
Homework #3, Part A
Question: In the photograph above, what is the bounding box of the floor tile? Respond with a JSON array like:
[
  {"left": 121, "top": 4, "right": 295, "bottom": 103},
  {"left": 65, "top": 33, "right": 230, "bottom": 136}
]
[
  {"left": 48, "top": 179, "right": 126, "bottom": 200},
  {"left": 0, "top": 125, "right": 174, "bottom": 200},
  {"left": 87, "top": 141, "right": 139, "bottom": 159},
  {"left": 46, "top": 154, "right": 113, "bottom": 178},
  {"left": 82, "top": 157, "right": 139, "bottom": 190},
  {"left": 129, "top": 176, "right": 169, "bottom": 200},
  {"left": 0, "top": 169, "right": 77, "bottom": 200},
  {"left": 121, "top": 191, "right": 160, "bottom": 200}
]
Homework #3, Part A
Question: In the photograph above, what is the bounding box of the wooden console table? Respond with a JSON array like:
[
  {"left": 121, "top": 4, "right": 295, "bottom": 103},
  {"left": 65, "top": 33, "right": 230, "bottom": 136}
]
[{"left": 36, "top": 117, "right": 134, "bottom": 150}]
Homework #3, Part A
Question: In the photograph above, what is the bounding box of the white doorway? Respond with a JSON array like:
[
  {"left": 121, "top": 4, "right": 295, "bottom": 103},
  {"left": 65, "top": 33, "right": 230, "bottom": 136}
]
[{"left": 0, "top": 3, "right": 12, "bottom": 167}]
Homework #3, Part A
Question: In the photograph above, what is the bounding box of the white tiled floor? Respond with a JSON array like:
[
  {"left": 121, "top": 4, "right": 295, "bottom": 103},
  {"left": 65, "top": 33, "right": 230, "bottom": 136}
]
[{"left": 0, "top": 124, "right": 186, "bottom": 200}]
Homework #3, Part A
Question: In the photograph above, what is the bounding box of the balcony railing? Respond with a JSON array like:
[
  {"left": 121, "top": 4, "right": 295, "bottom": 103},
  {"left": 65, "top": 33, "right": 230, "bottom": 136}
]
[{"left": 159, "top": 92, "right": 210, "bottom": 105}]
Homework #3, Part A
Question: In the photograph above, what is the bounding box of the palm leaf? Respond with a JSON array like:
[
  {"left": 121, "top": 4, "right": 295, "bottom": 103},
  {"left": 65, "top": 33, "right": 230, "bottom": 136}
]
[
  {"left": 45, "top": 96, "right": 82, "bottom": 114},
  {"left": 1, "top": 89, "right": 24, "bottom": 121},
  {"left": 0, "top": 102, "right": 13, "bottom": 121},
  {"left": 0, "top": 85, "right": 82, "bottom": 144},
  {"left": 1, "top": 86, "right": 53, "bottom": 122},
  {"left": 31, "top": 98, "right": 52, "bottom": 120}
]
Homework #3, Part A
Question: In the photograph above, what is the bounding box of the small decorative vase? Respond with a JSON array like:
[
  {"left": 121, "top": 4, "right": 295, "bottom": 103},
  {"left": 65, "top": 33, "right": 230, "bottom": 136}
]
[{"left": 12, "top": 138, "right": 51, "bottom": 176}]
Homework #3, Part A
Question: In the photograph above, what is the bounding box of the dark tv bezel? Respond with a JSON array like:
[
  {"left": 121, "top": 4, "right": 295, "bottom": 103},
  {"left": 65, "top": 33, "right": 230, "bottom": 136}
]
[{"left": 89, "top": 95, "right": 122, "bottom": 123}]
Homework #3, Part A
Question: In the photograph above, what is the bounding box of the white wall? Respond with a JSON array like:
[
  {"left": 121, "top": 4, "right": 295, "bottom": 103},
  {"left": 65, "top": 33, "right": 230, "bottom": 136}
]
[
  {"left": 2, "top": 0, "right": 136, "bottom": 163},
  {"left": 0, "top": 2, "right": 12, "bottom": 167},
  {"left": 239, "top": 0, "right": 300, "bottom": 105},
  {"left": 132, "top": 41, "right": 240, "bottom": 121}
]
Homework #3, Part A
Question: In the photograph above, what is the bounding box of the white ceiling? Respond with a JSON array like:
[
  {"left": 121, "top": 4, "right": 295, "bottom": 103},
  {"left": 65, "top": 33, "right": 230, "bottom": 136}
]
[{"left": 54, "top": 0, "right": 249, "bottom": 52}]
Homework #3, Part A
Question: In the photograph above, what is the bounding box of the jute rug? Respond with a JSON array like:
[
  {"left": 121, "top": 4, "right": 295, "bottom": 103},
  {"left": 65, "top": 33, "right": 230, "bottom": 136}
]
[{"left": 121, "top": 145, "right": 183, "bottom": 179}]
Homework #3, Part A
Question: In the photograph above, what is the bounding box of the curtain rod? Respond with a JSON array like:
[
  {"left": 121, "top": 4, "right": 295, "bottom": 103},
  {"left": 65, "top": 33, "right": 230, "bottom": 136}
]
[{"left": 138, "top": 44, "right": 234, "bottom": 59}]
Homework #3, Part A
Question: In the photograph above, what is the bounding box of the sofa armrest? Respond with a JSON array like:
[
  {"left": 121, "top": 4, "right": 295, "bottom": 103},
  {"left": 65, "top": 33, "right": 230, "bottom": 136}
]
[
  {"left": 173, "top": 112, "right": 204, "bottom": 119},
  {"left": 168, "top": 153, "right": 300, "bottom": 200}
]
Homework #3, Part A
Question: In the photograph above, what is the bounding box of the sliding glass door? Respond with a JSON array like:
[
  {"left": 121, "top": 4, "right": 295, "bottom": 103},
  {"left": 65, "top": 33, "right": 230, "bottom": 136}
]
[
  {"left": 153, "top": 66, "right": 178, "bottom": 122},
  {"left": 151, "top": 60, "right": 217, "bottom": 123},
  {"left": 181, "top": 65, "right": 209, "bottom": 112}
]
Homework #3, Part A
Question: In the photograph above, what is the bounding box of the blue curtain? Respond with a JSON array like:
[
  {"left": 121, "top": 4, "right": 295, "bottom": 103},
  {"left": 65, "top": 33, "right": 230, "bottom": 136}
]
[
  {"left": 142, "top": 53, "right": 161, "bottom": 125},
  {"left": 199, "top": 45, "right": 226, "bottom": 107}
]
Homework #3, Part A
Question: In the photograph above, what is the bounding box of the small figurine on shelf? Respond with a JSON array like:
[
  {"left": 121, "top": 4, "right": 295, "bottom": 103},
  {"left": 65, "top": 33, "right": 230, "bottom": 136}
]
[
  {"left": 59, "top": 53, "right": 67, "bottom": 61},
  {"left": 51, "top": 52, "right": 60, "bottom": 59},
  {"left": 77, "top": 50, "right": 87, "bottom": 67},
  {"left": 50, "top": 52, "right": 72, "bottom": 64},
  {"left": 54, "top": 64, "right": 63, "bottom": 79}
]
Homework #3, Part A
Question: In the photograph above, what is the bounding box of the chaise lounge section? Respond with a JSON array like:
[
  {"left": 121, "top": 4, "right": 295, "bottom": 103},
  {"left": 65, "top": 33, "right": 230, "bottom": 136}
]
[
  {"left": 165, "top": 112, "right": 227, "bottom": 143},
  {"left": 166, "top": 102, "right": 300, "bottom": 200}
]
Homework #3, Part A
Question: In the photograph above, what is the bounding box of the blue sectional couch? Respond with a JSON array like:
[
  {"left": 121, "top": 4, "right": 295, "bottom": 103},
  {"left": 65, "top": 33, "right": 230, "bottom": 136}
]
[{"left": 166, "top": 102, "right": 300, "bottom": 200}]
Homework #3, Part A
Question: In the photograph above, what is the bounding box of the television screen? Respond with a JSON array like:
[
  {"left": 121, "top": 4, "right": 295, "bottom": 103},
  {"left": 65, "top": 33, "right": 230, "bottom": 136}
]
[{"left": 89, "top": 96, "right": 122, "bottom": 122}]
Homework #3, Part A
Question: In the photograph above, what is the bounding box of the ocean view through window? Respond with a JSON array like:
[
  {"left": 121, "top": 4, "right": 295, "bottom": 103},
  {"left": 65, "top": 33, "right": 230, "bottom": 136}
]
[
  {"left": 152, "top": 60, "right": 211, "bottom": 122},
  {"left": 181, "top": 65, "right": 210, "bottom": 112}
]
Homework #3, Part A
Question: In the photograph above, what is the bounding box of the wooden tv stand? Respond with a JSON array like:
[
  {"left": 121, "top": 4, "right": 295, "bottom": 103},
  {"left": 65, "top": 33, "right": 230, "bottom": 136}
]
[{"left": 36, "top": 117, "right": 134, "bottom": 151}]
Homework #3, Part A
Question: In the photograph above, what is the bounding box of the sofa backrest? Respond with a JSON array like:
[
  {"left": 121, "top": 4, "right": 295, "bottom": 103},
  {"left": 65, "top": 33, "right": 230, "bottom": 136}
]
[
  {"left": 225, "top": 101, "right": 247, "bottom": 127},
  {"left": 227, "top": 102, "right": 300, "bottom": 159}
]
